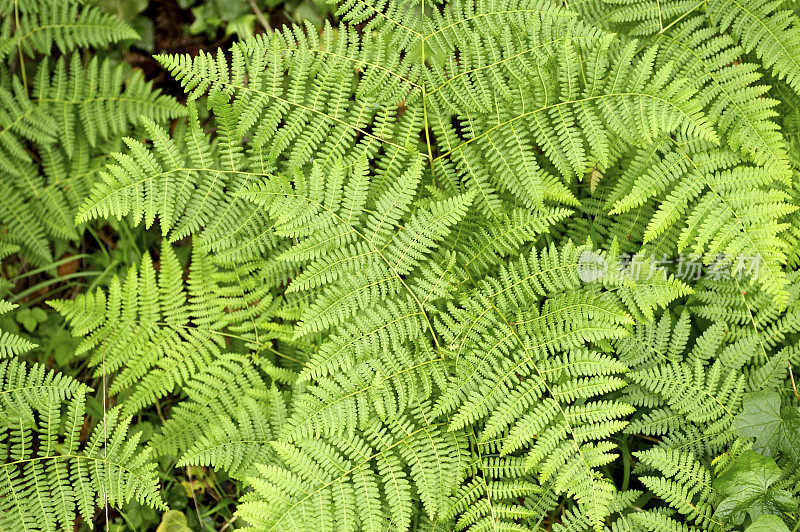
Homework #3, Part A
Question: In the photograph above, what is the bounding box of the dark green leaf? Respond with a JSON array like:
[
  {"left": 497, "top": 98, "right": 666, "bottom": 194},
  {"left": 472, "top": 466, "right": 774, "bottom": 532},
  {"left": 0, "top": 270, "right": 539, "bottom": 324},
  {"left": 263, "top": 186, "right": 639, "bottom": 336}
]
[
  {"left": 713, "top": 451, "right": 797, "bottom": 525},
  {"left": 733, "top": 390, "right": 800, "bottom": 463},
  {"left": 745, "top": 514, "right": 791, "bottom": 532}
]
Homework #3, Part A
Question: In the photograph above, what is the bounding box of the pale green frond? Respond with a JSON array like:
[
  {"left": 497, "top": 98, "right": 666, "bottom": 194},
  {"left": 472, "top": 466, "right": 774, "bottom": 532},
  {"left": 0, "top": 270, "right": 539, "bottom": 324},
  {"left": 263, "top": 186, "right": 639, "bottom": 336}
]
[
  {"left": 0, "top": 302, "right": 36, "bottom": 358},
  {"left": 0, "top": 359, "right": 164, "bottom": 529}
]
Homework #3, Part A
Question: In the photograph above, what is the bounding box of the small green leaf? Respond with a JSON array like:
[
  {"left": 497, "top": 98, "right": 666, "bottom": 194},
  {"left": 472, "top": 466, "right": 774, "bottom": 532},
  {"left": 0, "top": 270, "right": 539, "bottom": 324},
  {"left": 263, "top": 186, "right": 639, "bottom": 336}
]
[
  {"left": 745, "top": 514, "right": 791, "bottom": 532},
  {"left": 16, "top": 307, "right": 47, "bottom": 332},
  {"left": 156, "top": 510, "right": 193, "bottom": 532},
  {"left": 713, "top": 451, "right": 797, "bottom": 525}
]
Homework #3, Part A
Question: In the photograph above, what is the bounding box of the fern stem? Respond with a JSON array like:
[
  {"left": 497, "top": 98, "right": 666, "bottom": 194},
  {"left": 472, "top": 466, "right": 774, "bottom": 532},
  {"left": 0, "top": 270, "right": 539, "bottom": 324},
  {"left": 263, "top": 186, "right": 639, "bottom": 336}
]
[
  {"left": 620, "top": 439, "right": 631, "bottom": 492},
  {"left": 246, "top": 0, "right": 272, "bottom": 32},
  {"left": 22, "top": 281, "right": 84, "bottom": 307},
  {"left": 10, "top": 271, "right": 103, "bottom": 302},
  {"left": 14, "top": 0, "right": 28, "bottom": 94},
  {"left": 657, "top": 1, "right": 705, "bottom": 35},
  {"left": 8, "top": 254, "right": 92, "bottom": 281},
  {"left": 789, "top": 363, "right": 800, "bottom": 402}
]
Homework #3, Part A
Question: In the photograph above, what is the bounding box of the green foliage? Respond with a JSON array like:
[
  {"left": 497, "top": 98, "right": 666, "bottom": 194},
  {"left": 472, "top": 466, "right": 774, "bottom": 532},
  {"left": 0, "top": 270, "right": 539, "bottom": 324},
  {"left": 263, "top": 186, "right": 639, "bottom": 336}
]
[
  {"left": 180, "top": 0, "right": 332, "bottom": 38},
  {"left": 713, "top": 451, "right": 797, "bottom": 527},
  {"left": 239, "top": 413, "right": 468, "bottom": 530},
  {"left": 746, "top": 515, "right": 792, "bottom": 532},
  {"left": 0, "top": 301, "right": 36, "bottom": 358},
  {"left": 3, "top": 0, "right": 800, "bottom": 530},
  {"left": 597, "top": 0, "right": 800, "bottom": 94},
  {"left": 633, "top": 447, "right": 717, "bottom": 527},
  {"left": 0, "top": 0, "right": 182, "bottom": 266},
  {"left": 50, "top": 246, "right": 251, "bottom": 414},
  {"left": 0, "top": 358, "right": 164, "bottom": 530},
  {"left": 733, "top": 390, "right": 800, "bottom": 463},
  {"left": 0, "top": 0, "right": 138, "bottom": 60}
]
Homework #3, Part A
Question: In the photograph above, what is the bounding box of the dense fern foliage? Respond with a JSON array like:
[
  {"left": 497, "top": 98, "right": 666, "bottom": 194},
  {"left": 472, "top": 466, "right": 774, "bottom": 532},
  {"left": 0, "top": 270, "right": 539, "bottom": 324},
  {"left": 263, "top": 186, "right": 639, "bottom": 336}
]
[
  {"left": 2, "top": 0, "right": 800, "bottom": 530},
  {"left": 0, "top": 0, "right": 183, "bottom": 266}
]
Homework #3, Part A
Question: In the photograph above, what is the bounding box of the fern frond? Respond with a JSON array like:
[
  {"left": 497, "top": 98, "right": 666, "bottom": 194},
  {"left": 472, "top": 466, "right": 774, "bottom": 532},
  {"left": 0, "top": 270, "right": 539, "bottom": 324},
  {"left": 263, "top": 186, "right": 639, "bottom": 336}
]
[
  {"left": 430, "top": 33, "right": 718, "bottom": 214},
  {"left": 33, "top": 54, "right": 184, "bottom": 157},
  {"left": 158, "top": 21, "right": 421, "bottom": 160},
  {"left": 48, "top": 1, "right": 800, "bottom": 529},
  {"left": 437, "top": 443, "right": 558, "bottom": 532},
  {"left": 633, "top": 447, "right": 717, "bottom": 527},
  {"left": 149, "top": 353, "right": 272, "bottom": 456},
  {"left": 0, "top": 76, "right": 56, "bottom": 179},
  {"left": 238, "top": 411, "right": 467, "bottom": 530},
  {"left": 178, "top": 388, "right": 287, "bottom": 480},
  {"left": 0, "top": 0, "right": 181, "bottom": 266},
  {"left": 0, "top": 0, "right": 138, "bottom": 60},
  {"left": 607, "top": 140, "right": 796, "bottom": 305},
  {"left": 334, "top": 0, "right": 423, "bottom": 52},
  {"left": 707, "top": 0, "right": 800, "bottom": 94},
  {"left": 654, "top": 16, "right": 789, "bottom": 173},
  {"left": 430, "top": 243, "right": 643, "bottom": 530},
  {"left": 600, "top": 0, "right": 800, "bottom": 93},
  {"left": 0, "top": 359, "right": 164, "bottom": 530},
  {"left": 623, "top": 318, "right": 747, "bottom": 454},
  {"left": 49, "top": 244, "right": 281, "bottom": 416},
  {"left": 76, "top": 102, "right": 238, "bottom": 239},
  {"left": 0, "top": 301, "right": 36, "bottom": 358}
]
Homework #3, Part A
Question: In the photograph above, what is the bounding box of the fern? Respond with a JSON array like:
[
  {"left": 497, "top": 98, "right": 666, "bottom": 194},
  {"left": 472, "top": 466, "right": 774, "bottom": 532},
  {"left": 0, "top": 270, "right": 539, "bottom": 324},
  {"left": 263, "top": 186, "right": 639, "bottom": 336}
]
[
  {"left": 432, "top": 242, "right": 661, "bottom": 528},
  {"left": 0, "top": 0, "right": 182, "bottom": 266},
  {"left": 33, "top": 55, "right": 183, "bottom": 158},
  {"left": 177, "top": 387, "right": 288, "bottom": 480},
  {"left": 633, "top": 447, "right": 717, "bottom": 528},
  {"left": 598, "top": 0, "right": 800, "bottom": 96},
  {"left": 7, "top": 0, "right": 800, "bottom": 530},
  {"left": 0, "top": 358, "right": 164, "bottom": 530},
  {"left": 652, "top": 16, "right": 789, "bottom": 172},
  {"left": 50, "top": 245, "right": 229, "bottom": 413},
  {"left": 0, "top": 301, "right": 36, "bottom": 358},
  {"left": 238, "top": 410, "right": 468, "bottom": 531},
  {"left": 437, "top": 443, "right": 558, "bottom": 531},
  {"left": 0, "top": 0, "right": 138, "bottom": 60},
  {"left": 620, "top": 311, "right": 756, "bottom": 456}
]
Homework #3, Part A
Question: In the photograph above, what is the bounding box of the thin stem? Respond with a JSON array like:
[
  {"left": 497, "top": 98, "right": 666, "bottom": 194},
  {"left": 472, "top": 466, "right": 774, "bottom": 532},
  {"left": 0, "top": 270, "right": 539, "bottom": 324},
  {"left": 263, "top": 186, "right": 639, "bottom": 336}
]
[
  {"left": 102, "top": 338, "right": 108, "bottom": 532},
  {"left": 187, "top": 466, "right": 206, "bottom": 529},
  {"left": 10, "top": 271, "right": 103, "bottom": 302},
  {"left": 85, "top": 225, "right": 112, "bottom": 265},
  {"left": 8, "top": 254, "right": 92, "bottom": 281},
  {"left": 14, "top": 0, "right": 28, "bottom": 94},
  {"left": 789, "top": 363, "right": 800, "bottom": 402},
  {"left": 246, "top": 0, "right": 272, "bottom": 32},
  {"left": 658, "top": 1, "right": 705, "bottom": 34}
]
